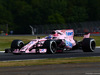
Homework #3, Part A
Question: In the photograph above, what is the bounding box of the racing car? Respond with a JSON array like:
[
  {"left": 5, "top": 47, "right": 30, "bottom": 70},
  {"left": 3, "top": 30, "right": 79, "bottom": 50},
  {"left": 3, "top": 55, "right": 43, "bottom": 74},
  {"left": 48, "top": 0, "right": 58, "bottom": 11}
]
[{"left": 5, "top": 29, "right": 96, "bottom": 54}]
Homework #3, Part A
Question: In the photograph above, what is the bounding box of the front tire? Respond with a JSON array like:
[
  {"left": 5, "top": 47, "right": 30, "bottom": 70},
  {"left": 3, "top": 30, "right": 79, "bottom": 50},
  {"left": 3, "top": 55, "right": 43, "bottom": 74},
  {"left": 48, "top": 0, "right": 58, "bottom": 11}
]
[
  {"left": 82, "top": 38, "right": 96, "bottom": 52},
  {"left": 11, "top": 40, "right": 24, "bottom": 51}
]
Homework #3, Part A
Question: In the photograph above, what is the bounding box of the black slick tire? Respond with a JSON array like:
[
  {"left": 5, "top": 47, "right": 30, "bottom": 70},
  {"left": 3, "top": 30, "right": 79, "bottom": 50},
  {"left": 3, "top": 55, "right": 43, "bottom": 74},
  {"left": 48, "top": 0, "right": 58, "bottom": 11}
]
[
  {"left": 82, "top": 38, "right": 96, "bottom": 52},
  {"left": 43, "top": 40, "right": 57, "bottom": 54},
  {"left": 11, "top": 40, "right": 24, "bottom": 51}
]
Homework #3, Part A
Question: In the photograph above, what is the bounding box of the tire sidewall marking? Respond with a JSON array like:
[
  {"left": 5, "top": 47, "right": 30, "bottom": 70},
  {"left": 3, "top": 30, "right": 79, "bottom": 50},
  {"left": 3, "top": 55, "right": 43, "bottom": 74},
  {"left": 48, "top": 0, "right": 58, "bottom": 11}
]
[
  {"left": 90, "top": 39, "right": 95, "bottom": 51},
  {"left": 50, "top": 41, "right": 56, "bottom": 54},
  {"left": 18, "top": 41, "right": 24, "bottom": 47}
]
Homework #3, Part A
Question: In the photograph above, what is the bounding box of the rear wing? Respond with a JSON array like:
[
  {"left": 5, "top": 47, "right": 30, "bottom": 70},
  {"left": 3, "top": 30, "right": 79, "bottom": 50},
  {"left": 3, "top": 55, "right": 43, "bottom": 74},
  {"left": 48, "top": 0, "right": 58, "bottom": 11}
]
[{"left": 83, "top": 33, "right": 90, "bottom": 38}]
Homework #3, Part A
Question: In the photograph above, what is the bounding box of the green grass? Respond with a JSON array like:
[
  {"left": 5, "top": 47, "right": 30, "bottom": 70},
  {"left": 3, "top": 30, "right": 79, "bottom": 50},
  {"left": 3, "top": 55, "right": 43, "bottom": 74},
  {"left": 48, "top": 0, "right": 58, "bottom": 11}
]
[
  {"left": 0, "top": 36, "right": 100, "bottom": 51},
  {"left": 1, "top": 57, "right": 100, "bottom": 67}
]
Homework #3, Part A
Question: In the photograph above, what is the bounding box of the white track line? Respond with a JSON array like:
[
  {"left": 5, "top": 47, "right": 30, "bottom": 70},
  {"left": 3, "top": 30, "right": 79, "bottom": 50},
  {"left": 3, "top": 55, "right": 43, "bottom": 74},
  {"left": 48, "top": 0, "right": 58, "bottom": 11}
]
[
  {"left": 96, "top": 46, "right": 100, "bottom": 48},
  {"left": 0, "top": 51, "right": 5, "bottom": 53}
]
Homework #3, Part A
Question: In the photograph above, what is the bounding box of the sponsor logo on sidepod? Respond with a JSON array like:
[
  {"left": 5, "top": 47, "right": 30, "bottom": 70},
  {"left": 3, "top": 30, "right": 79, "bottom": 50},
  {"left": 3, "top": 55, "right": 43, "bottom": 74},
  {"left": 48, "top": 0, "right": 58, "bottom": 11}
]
[
  {"left": 66, "top": 40, "right": 72, "bottom": 48},
  {"left": 66, "top": 32, "right": 73, "bottom": 36}
]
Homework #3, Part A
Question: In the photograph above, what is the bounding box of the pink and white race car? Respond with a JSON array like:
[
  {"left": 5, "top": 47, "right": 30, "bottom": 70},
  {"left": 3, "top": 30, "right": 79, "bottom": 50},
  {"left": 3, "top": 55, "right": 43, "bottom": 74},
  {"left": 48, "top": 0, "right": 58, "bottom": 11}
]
[{"left": 5, "top": 29, "right": 96, "bottom": 54}]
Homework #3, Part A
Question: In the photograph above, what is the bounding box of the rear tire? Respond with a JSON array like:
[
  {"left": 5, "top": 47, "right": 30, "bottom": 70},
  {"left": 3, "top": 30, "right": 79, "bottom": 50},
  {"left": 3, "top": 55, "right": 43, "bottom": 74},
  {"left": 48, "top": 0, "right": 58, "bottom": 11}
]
[
  {"left": 43, "top": 40, "right": 57, "bottom": 54},
  {"left": 82, "top": 38, "right": 96, "bottom": 52}
]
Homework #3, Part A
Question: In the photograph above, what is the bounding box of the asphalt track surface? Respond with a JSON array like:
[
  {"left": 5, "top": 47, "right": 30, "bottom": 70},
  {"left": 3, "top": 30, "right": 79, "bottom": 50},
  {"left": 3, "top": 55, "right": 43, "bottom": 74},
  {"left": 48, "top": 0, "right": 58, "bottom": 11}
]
[
  {"left": 0, "top": 48, "right": 100, "bottom": 61},
  {"left": 0, "top": 48, "right": 100, "bottom": 75},
  {"left": 0, "top": 62, "right": 100, "bottom": 75}
]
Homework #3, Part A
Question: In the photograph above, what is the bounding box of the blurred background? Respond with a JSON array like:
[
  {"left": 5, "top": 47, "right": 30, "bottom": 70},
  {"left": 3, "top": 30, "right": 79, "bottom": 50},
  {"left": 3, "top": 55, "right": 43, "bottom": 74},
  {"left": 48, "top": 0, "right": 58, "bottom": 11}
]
[{"left": 0, "top": 0, "right": 100, "bottom": 35}]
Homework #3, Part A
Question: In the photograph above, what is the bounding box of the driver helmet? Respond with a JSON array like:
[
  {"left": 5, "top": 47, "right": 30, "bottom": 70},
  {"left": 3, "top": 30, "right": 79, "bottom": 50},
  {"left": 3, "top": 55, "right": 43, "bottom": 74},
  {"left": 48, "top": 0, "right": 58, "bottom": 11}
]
[{"left": 47, "top": 35, "right": 53, "bottom": 39}]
